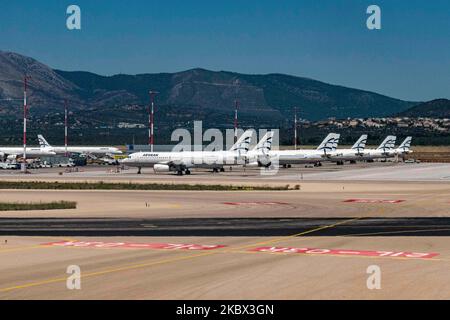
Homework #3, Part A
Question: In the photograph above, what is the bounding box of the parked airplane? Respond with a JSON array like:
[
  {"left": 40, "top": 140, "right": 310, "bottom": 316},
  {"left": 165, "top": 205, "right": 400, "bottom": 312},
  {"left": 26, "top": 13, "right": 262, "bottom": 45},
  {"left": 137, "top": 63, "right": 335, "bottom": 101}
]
[
  {"left": 0, "top": 146, "right": 56, "bottom": 160},
  {"left": 331, "top": 134, "right": 368, "bottom": 165},
  {"left": 248, "top": 132, "right": 340, "bottom": 168},
  {"left": 120, "top": 130, "right": 254, "bottom": 175},
  {"left": 37, "top": 135, "right": 122, "bottom": 156},
  {"left": 361, "top": 135, "right": 397, "bottom": 161}
]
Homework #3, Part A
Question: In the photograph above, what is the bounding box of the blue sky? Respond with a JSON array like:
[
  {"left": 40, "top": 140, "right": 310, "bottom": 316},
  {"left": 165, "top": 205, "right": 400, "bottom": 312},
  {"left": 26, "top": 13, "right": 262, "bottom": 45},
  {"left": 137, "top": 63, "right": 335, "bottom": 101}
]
[{"left": 1, "top": 0, "right": 449, "bottom": 101}]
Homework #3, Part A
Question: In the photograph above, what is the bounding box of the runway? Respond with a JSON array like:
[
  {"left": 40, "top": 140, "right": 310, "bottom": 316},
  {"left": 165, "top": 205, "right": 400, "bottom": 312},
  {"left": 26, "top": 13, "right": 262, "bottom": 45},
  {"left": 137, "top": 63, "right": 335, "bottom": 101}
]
[
  {"left": 1, "top": 163, "right": 450, "bottom": 299},
  {"left": 2, "top": 217, "right": 450, "bottom": 237}
]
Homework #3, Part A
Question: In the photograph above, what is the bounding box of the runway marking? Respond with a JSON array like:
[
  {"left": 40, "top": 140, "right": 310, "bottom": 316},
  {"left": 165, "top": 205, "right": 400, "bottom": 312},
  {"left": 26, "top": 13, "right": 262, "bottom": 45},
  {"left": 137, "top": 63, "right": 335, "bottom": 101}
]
[
  {"left": 0, "top": 245, "right": 45, "bottom": 254},
  {"left": 233, "top": 217, "right": 363, "bottom": 250},
  {"left": 0, "top": 217, "right": 362, "bottom": 294},
  {"left": 0, "top": 237, "right": 78, "bottom": 254},
  {"left": 248, "top": 246, "right": 439, "bottom": 259},
  {"left": 341, "top": 227, "right": 450, "bottom": 237},
  {"left": 344, "top": 199, "right": 405, "bottom": 204},
  {"left": 43, "top": 241, "right": 226, "bottom": 251},
  {"left": 0, "top": 250, "right": 219, "bottom": 293}
]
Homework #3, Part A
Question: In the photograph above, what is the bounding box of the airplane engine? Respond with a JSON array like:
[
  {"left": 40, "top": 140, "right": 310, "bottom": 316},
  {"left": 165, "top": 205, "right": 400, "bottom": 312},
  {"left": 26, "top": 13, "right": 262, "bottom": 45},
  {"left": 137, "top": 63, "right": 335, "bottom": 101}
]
[
  {"left": 7, "top": 154, "right": 17, "bottom": 161},
  {"left": 153, "top": 164, "right": 171, "bottom": 172},
  {"left": 257, "top": 158, "right": 272, "bottom": 168}
]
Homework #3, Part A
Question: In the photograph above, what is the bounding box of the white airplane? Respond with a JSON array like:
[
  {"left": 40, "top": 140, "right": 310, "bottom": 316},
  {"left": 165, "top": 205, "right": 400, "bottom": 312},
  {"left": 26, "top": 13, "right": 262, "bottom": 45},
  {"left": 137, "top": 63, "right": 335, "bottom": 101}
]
[
  {"left": 395, "top": 137, "right": 413, "bottom": 156},
  {"left": 361, "top": 135, "right": 397, "bottom": 161},
  {"left": 331, "top": 134, "right": 368, "bottom": 164},
  {"left": 120, "top": 130, "right": 254, "bottom": 175},
  {"left": 0, "top": 146, "right": 56, "bottom": 160},
  {"left": 38, "top": 135, "right": 122, "bottom": 157},
  {"left": 248, "top": 132, "right": 340, "bottom": 168}
]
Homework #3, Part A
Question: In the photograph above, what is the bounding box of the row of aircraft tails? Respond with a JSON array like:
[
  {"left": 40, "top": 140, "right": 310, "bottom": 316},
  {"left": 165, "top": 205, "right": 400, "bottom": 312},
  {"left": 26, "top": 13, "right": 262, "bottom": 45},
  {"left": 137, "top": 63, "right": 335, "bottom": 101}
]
[{"left": 121, "top": 132, "right": 413, "bottom": 175}]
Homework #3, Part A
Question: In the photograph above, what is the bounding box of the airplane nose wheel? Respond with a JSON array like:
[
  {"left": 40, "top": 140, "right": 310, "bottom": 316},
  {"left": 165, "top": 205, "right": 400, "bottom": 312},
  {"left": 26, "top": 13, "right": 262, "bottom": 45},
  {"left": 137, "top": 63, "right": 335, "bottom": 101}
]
[{"left": 185, "top": 169, "right": 191, "bottom": 175}]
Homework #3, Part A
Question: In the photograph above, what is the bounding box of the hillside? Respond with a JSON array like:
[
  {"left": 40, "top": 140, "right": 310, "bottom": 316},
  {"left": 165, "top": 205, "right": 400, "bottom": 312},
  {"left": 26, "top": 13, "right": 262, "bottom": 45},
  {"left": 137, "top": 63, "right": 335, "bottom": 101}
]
[
  {"left": 398, "top": 99, "right": 450, "bottom": 118},
  {"left": 0, "top": 51, "right": 415, "bottom": 123}
]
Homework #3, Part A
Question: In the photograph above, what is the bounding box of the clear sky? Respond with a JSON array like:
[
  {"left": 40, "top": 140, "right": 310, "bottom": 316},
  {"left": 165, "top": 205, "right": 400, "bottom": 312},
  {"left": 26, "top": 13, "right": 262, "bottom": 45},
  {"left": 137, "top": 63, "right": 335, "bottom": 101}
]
[{"left": 1, "top": 0, "right": 449, "bottom": 101}]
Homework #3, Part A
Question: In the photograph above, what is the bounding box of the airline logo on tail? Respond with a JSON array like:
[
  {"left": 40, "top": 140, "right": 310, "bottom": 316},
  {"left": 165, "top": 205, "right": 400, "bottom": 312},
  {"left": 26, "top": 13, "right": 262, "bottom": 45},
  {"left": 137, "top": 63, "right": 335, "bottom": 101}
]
[
  {"left": 397, "top": 136, "right": 412, "bottom": 153},
  {"left": 376, "top": 135, "right": 397, "bottom": 156},
  {"left": 377, "top": 135, "right": 396, "bottom": 151},
  {"left": 230, "top": 130, "right": 253, "bottom": 154},
  {"left": 351, "top": 134, "right": 368, "bottom": 154},
  {"left": 317, "top": 133, "right": 340, "bottom": 154},
  {"left": 252, "top": 131, "right": 274, "bottom": 155},
  {"left": 37, "top": 134, "right": 52, "bottom": 149}
]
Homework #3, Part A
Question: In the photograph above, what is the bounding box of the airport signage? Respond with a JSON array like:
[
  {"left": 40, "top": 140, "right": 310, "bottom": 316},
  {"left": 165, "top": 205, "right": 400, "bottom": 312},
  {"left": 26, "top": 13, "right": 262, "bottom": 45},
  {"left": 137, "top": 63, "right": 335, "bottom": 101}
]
[
  {"left": 344, "top": 199, "right": 405, "bottom": 204},
  {"left": 43, "top": 241, "right": 226, "bottom": 251},
  {"left": 250, "top": 246, "right": 439, "bottom": 259}
]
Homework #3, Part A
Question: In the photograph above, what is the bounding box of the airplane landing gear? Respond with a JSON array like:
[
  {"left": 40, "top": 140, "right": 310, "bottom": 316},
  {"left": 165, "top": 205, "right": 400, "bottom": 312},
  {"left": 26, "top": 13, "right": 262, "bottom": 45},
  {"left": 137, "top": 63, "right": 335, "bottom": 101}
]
[
  {"left": 137, "top": 167, "right": 142, "bottom": 174},
  {"left": 212, "top": 168, "right": 219, "bottom": 173},
  {"left": 220, "top": 168, "right": 225, "bottom": 172},
  {"left": 177, "top": 170, "right": 184, "bottom": 176},
  {"left": 185, "top": 169, "right": 191, "bottom": 175}
]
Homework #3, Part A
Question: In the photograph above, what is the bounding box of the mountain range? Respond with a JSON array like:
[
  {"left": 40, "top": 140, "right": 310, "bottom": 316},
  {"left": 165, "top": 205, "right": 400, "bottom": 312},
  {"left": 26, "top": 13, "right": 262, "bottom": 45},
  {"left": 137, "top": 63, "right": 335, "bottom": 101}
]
[
  {"left": 0, "top": 51, "right": 421, "bottom": 125},
  {"left": 398, "top": 99, "right": 450, "bottom": 118}
]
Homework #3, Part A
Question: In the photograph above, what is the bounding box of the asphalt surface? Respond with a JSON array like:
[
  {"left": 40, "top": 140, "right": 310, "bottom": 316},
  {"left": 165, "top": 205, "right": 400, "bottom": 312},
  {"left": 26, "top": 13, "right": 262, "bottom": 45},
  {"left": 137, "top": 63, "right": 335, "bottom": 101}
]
[{"left": 2, "top": 217, "right": 450, "bottom": 237}]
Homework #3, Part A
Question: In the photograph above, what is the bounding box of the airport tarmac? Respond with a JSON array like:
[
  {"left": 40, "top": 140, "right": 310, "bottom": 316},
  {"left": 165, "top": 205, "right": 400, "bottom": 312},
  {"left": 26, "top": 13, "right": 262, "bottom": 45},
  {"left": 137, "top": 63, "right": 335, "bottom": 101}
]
[
  {"left": 1, "top": 162, "right": 449, "bottom": 185},
  {"left": 0, "top": 162, "right": 449, "bottom": 299}
]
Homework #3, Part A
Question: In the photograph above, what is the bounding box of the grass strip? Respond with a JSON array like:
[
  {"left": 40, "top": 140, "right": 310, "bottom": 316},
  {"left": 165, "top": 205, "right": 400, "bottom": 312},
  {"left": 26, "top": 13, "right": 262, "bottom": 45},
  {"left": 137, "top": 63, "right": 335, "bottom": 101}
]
[
  {"left": 0, "top": 181, "right": 292, "bottom": 191},
  {"left": 0, "top": 201, "right": 77, "bottom": 211}
]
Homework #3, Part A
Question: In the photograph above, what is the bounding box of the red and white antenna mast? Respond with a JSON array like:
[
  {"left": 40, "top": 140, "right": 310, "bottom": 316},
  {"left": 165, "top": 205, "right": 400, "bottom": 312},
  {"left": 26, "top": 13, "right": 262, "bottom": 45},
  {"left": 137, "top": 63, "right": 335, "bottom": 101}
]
[
  {"left": 148, "top": 91, "right": 158, "bottom": 152},
  {"left": 64, "top": 99, "right": 68, "bottom": 157},
  {"left": 22, "top": 75, "right": 31, "bottom": 171},
  {"left": 234, "top": 99, "right": 239, "bottom": 143},
  {"left": 294, "top": 107, "right": 298, "bottom": 150}
]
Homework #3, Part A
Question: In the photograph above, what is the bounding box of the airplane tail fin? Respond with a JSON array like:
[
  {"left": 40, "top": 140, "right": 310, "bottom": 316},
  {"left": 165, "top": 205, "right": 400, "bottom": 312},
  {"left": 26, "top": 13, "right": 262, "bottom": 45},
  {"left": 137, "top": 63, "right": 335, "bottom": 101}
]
[
  {"left": 230, "top": 130, "right": 253, "bottom": 154},
  {"left": 251, "top": 131, "right": 274, "bottom": 154},
  {"left": 377, "top": 135, "right": 396, "bottom": 150},
  {"left": 317, "top": 133, "right": 339, "bottom": 152},
  {"left": 397, "top": 136, "right": 412, "bottom": 152},
  {"left": 332, "top": 133, "right": 340, "bottom": 151},
  {"left": 37, "top": 135, "right": 52, "bottom": 148},
  {"left": 351, "top": 134, "right": 368, "bottom": 152}
]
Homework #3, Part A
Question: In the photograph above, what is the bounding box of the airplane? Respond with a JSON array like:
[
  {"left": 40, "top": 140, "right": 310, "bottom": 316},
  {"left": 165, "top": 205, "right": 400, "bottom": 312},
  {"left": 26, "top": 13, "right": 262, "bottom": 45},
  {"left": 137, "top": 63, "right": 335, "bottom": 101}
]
[
  {"left": 395, "top": 136, "right": 413, "bottom": 156},
  {"left": 120, "top": 130, "right": 254, "bottom": 175},
  {"left": 0, "top": 146, "right": 56, "bottom": 161},
  {"left": 361, "top": 135, "right": 397, "bottom": 161},
  {"left": 38, "top": 135, "right": 122, "bottom": 157},
  {"left": 330, "top": 134, "right": 368, "bottom": 165},
  {"left": 247, "top": 132, "right": 340, "bottom": 168}
]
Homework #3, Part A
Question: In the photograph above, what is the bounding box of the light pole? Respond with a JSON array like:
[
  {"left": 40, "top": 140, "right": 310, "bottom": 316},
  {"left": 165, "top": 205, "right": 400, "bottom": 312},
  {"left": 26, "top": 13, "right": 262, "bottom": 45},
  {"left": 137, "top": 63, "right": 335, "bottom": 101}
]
[
  {"left": 234, "top": 99, "right": 239, "bottom": 144},
  {"left": 64, "top": 99, "right": 68, "bottom": 157},
  {"left": 148, "top": 91, "right": 159, "bottom": 152},
  {"left": 22, "top": 75, "right": 32, "bottom": 172}
]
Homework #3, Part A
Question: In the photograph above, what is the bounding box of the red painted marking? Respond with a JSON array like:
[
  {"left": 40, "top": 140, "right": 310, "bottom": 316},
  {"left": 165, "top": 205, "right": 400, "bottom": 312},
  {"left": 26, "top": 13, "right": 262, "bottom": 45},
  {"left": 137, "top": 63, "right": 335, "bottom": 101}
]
[
  {"left": 43, "top": 241, "right": 226, "bottom": 251},
  {"left": 250, "top": 246, "right": 439, "bottom": 259},
  {"left": 223, "top": 201, "right": 290, "bottom": 206},
  {"left": 344, "top": 199, "right": 405, "bottom": 204}
]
